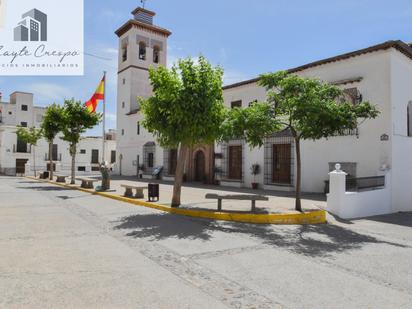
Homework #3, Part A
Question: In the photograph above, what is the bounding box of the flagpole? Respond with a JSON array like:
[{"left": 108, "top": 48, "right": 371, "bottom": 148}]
[{"left": 102, "top": 71, "right": 106, "bottom": 164}]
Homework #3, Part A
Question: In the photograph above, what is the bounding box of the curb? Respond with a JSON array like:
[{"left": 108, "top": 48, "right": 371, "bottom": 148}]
[{"left": 26, "top": 176, "right": 327, "bottom": 225}]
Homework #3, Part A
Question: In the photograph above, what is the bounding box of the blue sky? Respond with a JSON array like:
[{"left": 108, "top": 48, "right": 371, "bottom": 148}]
[{"left": 1, "top": 0, "right": 412, "bottom": 135}]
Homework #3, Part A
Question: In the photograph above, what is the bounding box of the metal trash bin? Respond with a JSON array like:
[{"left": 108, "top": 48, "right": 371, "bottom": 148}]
[{"left": 148, "top": 183, "right": 159, "bottom": 202}]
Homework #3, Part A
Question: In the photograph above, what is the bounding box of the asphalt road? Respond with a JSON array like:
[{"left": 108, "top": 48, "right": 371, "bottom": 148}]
[{"left": 1, "top": 176, "right": 412, "bottom": 308}]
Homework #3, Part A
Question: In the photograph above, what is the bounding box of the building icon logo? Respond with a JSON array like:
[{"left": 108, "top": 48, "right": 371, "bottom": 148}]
[{"left": 14, "top": 8, "right": 47, "bottom": 42}]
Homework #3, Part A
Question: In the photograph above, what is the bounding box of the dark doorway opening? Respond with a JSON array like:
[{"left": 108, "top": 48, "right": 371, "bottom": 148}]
[
  {"left": 194, "top": 150, "right": 206, "bottom": 182},
  {"left": 16, "top": 159, "right": 28, "bottom": 175}
]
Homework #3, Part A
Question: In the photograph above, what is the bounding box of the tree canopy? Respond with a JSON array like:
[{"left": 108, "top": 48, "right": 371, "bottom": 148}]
[
  {"left": 41, "top": 103, "right": 64, "bottom": 143},
  {"left": 141, "top": 56, "right": 225, "bottom": 206},
  {"left": 222, "top": 71, "right": 380, "bottom": 211},
  {"left": 60, "top": 99, "right": 101, "bottom": 147},
  {"left": 141, "top": 55, "right": 226, "bottom": 148},
  {"left": 16, "top": 126, "right": 43, "bottom": 147},
  {"left": 60, "top": 99, "right": 101, "bottom": 184}
]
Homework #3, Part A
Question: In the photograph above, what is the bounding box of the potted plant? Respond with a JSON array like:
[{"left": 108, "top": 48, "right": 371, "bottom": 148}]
[{"left": 250, "top": 163, "right": 260, "bottom": 189}]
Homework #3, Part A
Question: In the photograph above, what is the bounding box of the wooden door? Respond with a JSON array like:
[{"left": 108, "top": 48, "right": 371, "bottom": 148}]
[
  {"left": 194, "top": 151, "right": 205, "bottom": 182},
  {"left": 272, "top": 144, "right": 291, "bottom": 184},
  {"left": 228, "top": 145, "right": 242, "bottom": 180},
  {"left": 15, "top": 159, "right": 28, "bottom": 175}
]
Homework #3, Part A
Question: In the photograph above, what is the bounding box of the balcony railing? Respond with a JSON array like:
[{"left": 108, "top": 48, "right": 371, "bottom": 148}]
[
  {"left": 13, "top": 144, "right": 31, "bottom": 154},
  {"left": 331, "top": 128, "right": 359, "bottom": 138},
  {"left": 44, "top": 153, "right": 62, "bottom": 161}
]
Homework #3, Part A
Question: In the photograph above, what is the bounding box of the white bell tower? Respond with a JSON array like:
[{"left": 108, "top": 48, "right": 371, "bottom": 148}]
[{"left": 115, "top": 6, "right": 171, "bottom": 175}]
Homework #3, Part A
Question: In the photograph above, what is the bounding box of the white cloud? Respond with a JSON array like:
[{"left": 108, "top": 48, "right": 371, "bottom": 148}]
[
  {"left": 25, "top": 83, "right": 72, "bottom": 105},
  {"left": 104, "top": 48, "right": 118, "bottom": 55}
]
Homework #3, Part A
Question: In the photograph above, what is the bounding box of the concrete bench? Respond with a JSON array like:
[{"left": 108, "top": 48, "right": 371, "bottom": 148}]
[
  {"left": 39, "top": 171, "right": 50, "bottom": 179},
  {"left": 55, "top": 174, "right": 69, "bottom": 183},
  {"left": 77, "top": 178, "right": 100, "bottom": 189},
  {"left": 205, "top": 193, "right": 269, "bottom": 212},
  {"left": 121, "top": 184, "right": 148, "bottom": 198}
]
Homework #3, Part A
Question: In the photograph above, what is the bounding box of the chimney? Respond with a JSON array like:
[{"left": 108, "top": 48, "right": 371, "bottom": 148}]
[{"left": 131, "top": 7, "right": 155, "bottom": 25}]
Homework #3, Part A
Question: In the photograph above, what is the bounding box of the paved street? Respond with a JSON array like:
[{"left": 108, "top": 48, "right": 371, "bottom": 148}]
[{"left": 1, "top": 176, "right": 412, "bottom": 308}]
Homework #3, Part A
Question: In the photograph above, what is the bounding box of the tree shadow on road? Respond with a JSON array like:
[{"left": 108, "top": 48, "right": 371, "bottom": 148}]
[
  {"left": 220, "top": 222, "right": 408, "bottom": 257},
  {"left": 17, "top": 186, "right": 69, "bottom": 192},
  {"left": 113, "top": 213, "right": 214, "bottom": 241},
  {"left": 113, "top": 212, "right": 409, "bottom": 257}
]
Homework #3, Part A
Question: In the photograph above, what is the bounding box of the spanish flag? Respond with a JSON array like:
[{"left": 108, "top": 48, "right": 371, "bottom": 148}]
[{"left": 85, "top": 76, "right": 105, "bottom": 113}]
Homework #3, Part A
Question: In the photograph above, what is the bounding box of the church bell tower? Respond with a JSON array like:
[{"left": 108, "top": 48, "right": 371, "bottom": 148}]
[{"left": 115, "top": 6, "right": 171, "bottom": 175}]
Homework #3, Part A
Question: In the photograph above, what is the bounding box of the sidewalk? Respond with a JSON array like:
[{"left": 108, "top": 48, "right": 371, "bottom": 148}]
[{"left": 67, "top": 175, "right": 325, "bottom": 214}]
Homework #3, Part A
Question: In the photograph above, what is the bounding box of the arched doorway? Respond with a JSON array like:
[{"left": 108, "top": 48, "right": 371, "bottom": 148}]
[{"left": 194, "top": 150, "right": 206, "bottom": 182}]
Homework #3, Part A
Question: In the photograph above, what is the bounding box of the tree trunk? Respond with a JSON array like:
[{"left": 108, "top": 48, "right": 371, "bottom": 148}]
[
  {"left": 70, "top": 144, "right": 76, "bottom": 185},
  {"left": 171, "top": 144, "right": 189, "bottom": 207},
  {"left": 32, "top": 145, "right": 36, "bottom": 178},
  {"left": 49, "top": 142, "right": 54, "bottom": 180},
  {"left": 295, "top": 137, "right": 302, "bottom": 212}
]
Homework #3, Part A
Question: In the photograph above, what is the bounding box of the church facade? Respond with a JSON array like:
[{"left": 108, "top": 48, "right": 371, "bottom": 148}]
[{"left": 115, "top": 6, "right": 412, "bottom": 213}]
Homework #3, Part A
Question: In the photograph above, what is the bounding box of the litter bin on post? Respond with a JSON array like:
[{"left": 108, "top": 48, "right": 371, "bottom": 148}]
[{"left": 148, "top": 183, "right": 159, "bottom": 202}]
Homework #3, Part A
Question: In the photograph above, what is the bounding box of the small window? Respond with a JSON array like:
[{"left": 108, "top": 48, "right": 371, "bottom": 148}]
[
  {"left": 148, "top": 153, "right": 154, "bottom": 168},
  {"left": 122, "top": 78, "right": 126, "bottom": 85},
  {"left": 77, "top": 166, "right": 86, "bottom": 172},
  {"left": 91, "top": 166, "right": 100, "bottom": 172},
  {"left": 231, "top": 100, "right": 242, "bottom": 109},
  {"left": 80, "top": 149, "right": 86, "bottom": 154},
  {"left": 139, "top": 42, "right": 146, "bottom": 60},
  {"left": 153, "top": 46, "right": 160, "bottom": 63},
  {"left": 122, "top": 102, "right": 125, "bottom": 108},
  {"left": 122, "top": 45, "right": 127, "bottom": 62},
  {"left": 20, "top": 122, "right": 27, "bottom": 127},
  {"left": 8, "top": 111, "right": 12, "bottom": 115},
  {"left": 137, "top": 121, "right": 140, "bottom": 135},
  {"left": 122, "top": 129, "right": 125, "bottom": 135},
  {"left": 21, "top": 105, "right": 28, "bottom": 111}
]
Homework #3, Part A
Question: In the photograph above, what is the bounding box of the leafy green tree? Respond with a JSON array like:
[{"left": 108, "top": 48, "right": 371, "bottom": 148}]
[
  {"left": 141, "top": 56, "right": 225, "bottom": 207},
  {"left": 16, "top": 126, "right": 43, "bottom": 177},
  {"left": 41, "top": 104, "right": 64, "bottom": 180},
  {"left": 223, "top": 71, "right": 379, "bottom": 211},
  {"left": 60, "top": 99, "right": 101, "bottom": 184}
]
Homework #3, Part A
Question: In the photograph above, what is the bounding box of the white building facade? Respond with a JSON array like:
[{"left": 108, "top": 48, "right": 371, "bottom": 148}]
[
  {"left": 115, "top": 7, "right": 412, "bottom": 213},
  {"left": 0, "top": 92, "right": 117, "bottom": 176}
]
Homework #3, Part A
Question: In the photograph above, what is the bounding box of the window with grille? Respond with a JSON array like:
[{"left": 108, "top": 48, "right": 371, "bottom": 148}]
[
  {"left": 91, "top": 149, "right": 99, "bottom": 164},
  {"left": 52, "top": 144, "right": 58, "bottom": 161},
  {"left": 111, "top": 150, "right": 116, "bottom": 163}
]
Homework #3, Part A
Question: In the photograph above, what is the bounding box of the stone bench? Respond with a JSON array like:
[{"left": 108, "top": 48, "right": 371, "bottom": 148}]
[
  {"left": 77, "top": 178, "right": 100, "bottom": 189},
  {"left": 205, "top": 193, "right": 269, "bottom": 212},
  {"left": 121, "top": 184, "right": 148, "bottom": 199},
  {"left": 55, "top": 174, "right": 69, "bottom": 183}
]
